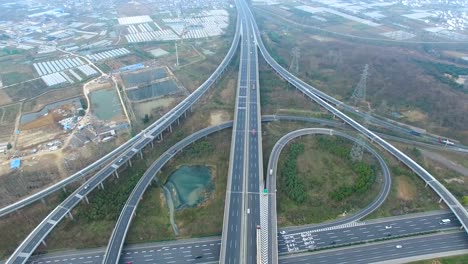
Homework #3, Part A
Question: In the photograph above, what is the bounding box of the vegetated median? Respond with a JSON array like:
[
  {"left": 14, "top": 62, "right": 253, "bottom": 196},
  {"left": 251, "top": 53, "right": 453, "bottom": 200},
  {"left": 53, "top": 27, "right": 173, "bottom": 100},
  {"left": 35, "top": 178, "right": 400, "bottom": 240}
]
[{"left": 276, "top": 135, "right": 381, "bottom": 226}]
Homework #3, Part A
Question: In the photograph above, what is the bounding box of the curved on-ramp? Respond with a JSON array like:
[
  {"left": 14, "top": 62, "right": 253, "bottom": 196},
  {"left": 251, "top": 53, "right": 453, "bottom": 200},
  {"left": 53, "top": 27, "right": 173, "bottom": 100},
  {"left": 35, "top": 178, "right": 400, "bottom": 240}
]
[
  {"left": 101, "top": 116, "right": 390, "bottom": 264},
  {"left": 266, "top": 128, "right": 392, "bottom": 263},
  {"left": 240, "top": 0, "right": 468, "bottom": 240}
]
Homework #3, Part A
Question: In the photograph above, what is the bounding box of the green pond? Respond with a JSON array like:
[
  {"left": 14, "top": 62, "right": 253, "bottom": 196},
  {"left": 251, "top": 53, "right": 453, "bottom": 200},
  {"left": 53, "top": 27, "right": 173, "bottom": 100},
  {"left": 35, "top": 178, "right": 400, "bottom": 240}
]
[
  {"left": 89, "top": 89, "right": 123, "bottom": 121},
  {"left": 165, "top": 165, "right": 214, "bottom": 210}
]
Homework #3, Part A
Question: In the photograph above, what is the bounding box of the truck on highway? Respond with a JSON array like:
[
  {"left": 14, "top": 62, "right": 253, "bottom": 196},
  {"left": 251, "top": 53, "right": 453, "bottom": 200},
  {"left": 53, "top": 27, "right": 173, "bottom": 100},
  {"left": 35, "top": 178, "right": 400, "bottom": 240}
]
[
  {"left": 257, "top": 225, "right": 262, "bottom": 264},
  {"left": 439, "top": 138, "right": 455, "bottom": 146},
  {"left": 269, "top": 169, "right": 273, "bottom": 176}
]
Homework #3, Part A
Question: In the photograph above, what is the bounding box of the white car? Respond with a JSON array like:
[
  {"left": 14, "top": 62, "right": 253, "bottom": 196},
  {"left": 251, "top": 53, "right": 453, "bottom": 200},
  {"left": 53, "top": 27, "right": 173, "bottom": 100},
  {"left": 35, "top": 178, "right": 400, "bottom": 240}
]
[
  {"left": 280, "top": 230, "right": 286, "bottom": 235},
  {"left": 396, "top": 245, "right": 402, "bottom": 249},
  {"left": 385, "top": 225, "right": 392, "bottom": 229}
]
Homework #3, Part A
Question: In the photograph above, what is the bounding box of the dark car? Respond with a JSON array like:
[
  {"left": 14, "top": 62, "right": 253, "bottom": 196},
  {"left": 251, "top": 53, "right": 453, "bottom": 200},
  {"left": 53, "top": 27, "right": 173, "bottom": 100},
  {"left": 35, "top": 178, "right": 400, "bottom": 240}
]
[{"left": 195, "top": 256, "right": 203, "bottom": 259}]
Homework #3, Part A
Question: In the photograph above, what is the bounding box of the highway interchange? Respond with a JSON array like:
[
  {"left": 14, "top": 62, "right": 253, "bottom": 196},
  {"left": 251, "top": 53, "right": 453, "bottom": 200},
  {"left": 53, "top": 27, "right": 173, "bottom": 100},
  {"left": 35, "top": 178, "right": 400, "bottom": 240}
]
[{"left": 3, "top": 0, "right": 468, "bottom": 263}]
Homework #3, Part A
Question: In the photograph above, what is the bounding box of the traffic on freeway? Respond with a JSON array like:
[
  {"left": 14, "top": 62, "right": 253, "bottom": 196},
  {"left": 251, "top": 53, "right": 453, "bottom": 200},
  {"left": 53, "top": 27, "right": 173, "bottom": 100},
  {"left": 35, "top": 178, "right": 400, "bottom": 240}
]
[
  {"left": 25, "top": 210, "right": 462, "bottom": 264},
  {"left": 266, "top": 128, "right": 392, "bottom": 261},
  {"left": 240, "top": 0, "right": 468, "bottom": 241}
]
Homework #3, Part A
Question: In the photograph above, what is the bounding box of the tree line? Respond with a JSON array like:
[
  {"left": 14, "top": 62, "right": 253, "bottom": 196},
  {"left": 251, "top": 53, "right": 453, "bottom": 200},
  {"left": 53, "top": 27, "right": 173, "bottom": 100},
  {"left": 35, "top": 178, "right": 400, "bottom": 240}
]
[{"left": 280, "top": 143, "right": 307, "bottom": 204}]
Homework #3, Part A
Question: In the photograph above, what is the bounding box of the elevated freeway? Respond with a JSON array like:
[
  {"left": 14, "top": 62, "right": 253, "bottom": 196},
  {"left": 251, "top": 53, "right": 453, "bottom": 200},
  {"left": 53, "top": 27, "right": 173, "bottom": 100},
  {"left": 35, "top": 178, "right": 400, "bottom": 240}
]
[
  {"left": 239, "top": 1, "right": 468, "bottom": 260},
  {"left": 5, "top": 11, "right": 242, "bottom": 264},
  {"left": 220, "top": 0, "right": 264, "bottom": 261}
]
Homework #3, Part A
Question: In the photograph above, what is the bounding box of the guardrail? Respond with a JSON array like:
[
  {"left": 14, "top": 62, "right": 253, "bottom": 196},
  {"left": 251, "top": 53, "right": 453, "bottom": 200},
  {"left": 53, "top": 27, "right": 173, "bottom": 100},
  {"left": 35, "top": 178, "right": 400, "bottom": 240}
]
[
  {"left": 242, "top": 1, "right": 468, "bottom": 236},
  {"left": 5, "top": 13, "right": 242, "bottom": 264},
  {"left": 101, "top": 14, "right": 242, "bottom": 264}
]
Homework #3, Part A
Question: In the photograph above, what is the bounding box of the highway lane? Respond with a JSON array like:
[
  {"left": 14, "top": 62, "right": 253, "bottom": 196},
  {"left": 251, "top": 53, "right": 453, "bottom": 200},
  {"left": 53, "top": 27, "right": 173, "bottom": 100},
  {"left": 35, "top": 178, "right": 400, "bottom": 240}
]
[
  {"left": 220, "top": 14, "right": 250, "bottom": 263},
  {"left": 7, "top": 111, "right": 461, "bottom": 264},
  {"left": 6, "top": 12, "right": 242, "bottom": 264},
  {"left": 241, "top": 0, "right": 468, "bottom": 240},
  {"left": 280, "top": 231, "right": 468, "bottom": 264},
  {"left": 24, "top": 210, "right": 463, "bottom": 264},
  {"left": 99, "top": 114, "right": 458, "bottom": 264},
  {"left": 101, "top": 120, "right": 235, "bottom": 264},
  {"left": 245, "top": 15, "right": 264, "bottom": 264},
  {"left": 266, "top": 127, "right": 392, "bottom": 261}
]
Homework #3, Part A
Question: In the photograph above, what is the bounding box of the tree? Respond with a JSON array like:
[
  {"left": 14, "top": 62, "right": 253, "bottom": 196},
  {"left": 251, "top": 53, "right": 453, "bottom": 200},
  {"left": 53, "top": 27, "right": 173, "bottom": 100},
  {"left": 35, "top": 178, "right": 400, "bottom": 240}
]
[{"left": 6, "top": 143, "right": 12, "bottom": 150}]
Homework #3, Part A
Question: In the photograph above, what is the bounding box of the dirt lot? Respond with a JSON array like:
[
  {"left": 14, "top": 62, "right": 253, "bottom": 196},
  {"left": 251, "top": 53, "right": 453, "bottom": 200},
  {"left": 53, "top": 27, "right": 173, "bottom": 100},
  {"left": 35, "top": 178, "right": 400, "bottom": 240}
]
[
  {"left": 0, "top": 103, "right": 20, "bottom": 143},
  {"left": 0, "top": 89, "right": 13, "bottom": 105},
  {"left": 396, "top": 176, "right": 417, "bottom": 201},
  {"left": 209, "top": 110, "right": 230, "bottom": 126}
]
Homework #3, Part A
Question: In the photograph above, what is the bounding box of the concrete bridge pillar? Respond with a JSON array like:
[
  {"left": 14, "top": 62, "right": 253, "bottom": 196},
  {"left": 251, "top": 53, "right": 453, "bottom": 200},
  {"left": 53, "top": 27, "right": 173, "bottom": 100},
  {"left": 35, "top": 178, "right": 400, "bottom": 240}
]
[
  {"left": 151, "top": 141, "right": 154, "bottom": 149},
  {"left": 177, "top": 118, "right": 180, "bottom": 125},
  {"left": 439, "top": 198, "right": 443, "bottom": 203},
  {"left": 99, "top": 182, "right": 105, "bottom": 190},
  {"left": 84, "top": 195, "right": 89, "bottom": 204},
  {"left": 114, "top": 171, "right": 119, "bottom": 179},
  {"left": 139, "top": 150, "right": 144, "bottom": 159},
  {"left": 41, "top": 240, "right": 47, "bottom": 247},
  {"left": 169, "top": 125, "right": 173, "bottom": 133},
  {"left": 184, "top": 111, "right": 187, "bottom": 118},
  {"left": 67, "top": 211, "right": 74, "bottom": 220},
  {"left": 62, "top": 187, "right": 67, "bottom": 193},
  {"left": 41, "top": 198, "right": 47, "bottom": 206},
  {"left": 128, "top": 159, "right": 132, "bottom": 167}
]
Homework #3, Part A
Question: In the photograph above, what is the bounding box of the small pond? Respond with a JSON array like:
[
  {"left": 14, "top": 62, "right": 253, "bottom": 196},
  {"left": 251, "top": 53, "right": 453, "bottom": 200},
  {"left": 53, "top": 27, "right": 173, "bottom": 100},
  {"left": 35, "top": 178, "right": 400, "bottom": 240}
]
[
  {"left": 165, "top": 165, "right": 214, "bottom": 210},
  {"left": 89, "top": 89, "right": 123, "bottom": 121}
]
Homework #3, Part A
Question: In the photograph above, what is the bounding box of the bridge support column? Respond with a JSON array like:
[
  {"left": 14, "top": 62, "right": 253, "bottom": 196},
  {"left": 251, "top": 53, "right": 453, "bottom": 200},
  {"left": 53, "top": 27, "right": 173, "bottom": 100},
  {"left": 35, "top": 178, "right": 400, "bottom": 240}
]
[
  {"left": 439, "top": 198, "right": 443, "bottom": 203},
  {"left": 41, "top": 198, "right": 47, "bottom": 205},
  {"left": 177, "top": 118, "right": 180, "bottom": 125},
  {"left": 99, "top": 182, "right": 105, "bottom": 190},
  {"left": 84, "top": 195, "right": 89, "bottom": 204},
  {"left": 184, "top": 111, "right": 187, "bottom": 118},
  {"left": 425, "top": 182, "right": 428, "bottom": 187},
  {"left": 169, "top": 125, "right": 172, "bottom": 133},
  {"left": 114, "top": 171, "right": 119, "bottom": 179},
  {"left": 190, "top": 106, "right": 193, "bottom": 112},
  {"left": 67, "top": 211, "right": 74, "bottom": 220},
  {"left": 151, "top": 141, "right": 154, "bottom": 149},
  {"left": 62, "top": 187, "right": 67, "bottom": 193},
  {"left": 159, "top": 133, "right": 163, "bottom": 141},
  {"left": 139, "top": 150, "right": 144, "bottom": 159},
  {"left": 41, "top": 240, "right": 47, "bottom": 247},
  {"left": 128, "top": 159, "right": 132, "bottom": 167}
]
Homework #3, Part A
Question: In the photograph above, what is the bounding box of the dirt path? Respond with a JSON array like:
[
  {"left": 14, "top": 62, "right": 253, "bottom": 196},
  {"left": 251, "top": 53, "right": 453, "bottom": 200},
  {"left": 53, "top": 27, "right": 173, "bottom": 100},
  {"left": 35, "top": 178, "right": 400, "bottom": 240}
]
[{"left": 420, "top": 149, "right": 468, "bottom": 176}]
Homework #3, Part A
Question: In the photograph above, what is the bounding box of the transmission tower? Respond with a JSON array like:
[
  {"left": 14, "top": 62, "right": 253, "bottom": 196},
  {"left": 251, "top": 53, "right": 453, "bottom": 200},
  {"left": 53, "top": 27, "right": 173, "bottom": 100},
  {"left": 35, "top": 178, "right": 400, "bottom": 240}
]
[
  {"left": 175, "top": 41, "right": 179, "bottom": 67},
  {"left": 350, "top": 65, "right": 372, "bottom": 162},
  {"left": 350, "top": 111, "right": 372, "bottom": 162},
  {"left": 351, "top": 64, "right": 369, "bottom": 105},
  {"left": 289, "top": 47, "right": 300, "bottom": 73}
]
